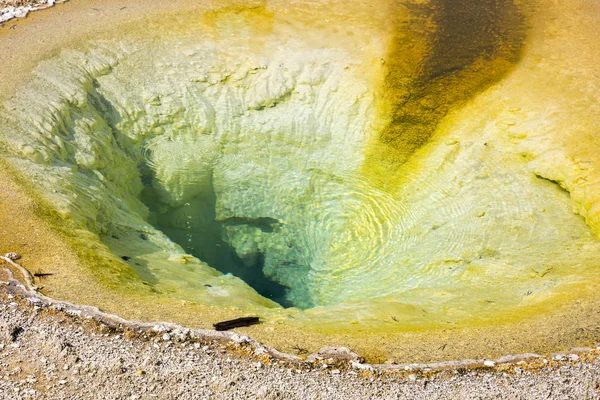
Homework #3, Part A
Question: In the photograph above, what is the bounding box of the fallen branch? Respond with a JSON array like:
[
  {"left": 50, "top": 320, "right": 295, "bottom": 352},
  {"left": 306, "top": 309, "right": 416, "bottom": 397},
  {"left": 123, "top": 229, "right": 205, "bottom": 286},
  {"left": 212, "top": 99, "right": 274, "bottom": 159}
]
[{"left": 213, "top": 317, "right": 260, "bottom": 331}]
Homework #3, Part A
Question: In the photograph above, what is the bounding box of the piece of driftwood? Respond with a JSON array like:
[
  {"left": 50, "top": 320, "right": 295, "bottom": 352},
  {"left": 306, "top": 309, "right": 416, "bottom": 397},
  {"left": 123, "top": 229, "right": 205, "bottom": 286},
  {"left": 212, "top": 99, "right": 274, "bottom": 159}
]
[{"left": 213, "top": 317, "right": 260, "bottom": 331}]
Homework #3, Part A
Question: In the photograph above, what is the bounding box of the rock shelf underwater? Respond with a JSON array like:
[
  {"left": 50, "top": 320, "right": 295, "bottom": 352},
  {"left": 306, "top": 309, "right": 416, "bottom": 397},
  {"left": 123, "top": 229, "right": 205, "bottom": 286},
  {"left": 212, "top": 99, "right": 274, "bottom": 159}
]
[{"left": 0, "top": 0, "right": 600, "bottom": 363}]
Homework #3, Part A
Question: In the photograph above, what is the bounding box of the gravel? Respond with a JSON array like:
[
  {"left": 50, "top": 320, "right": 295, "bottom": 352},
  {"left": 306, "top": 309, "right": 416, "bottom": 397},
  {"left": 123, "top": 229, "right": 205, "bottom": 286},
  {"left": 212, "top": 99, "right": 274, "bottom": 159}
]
[
  {"left": 0, "top": 0, "right": 64, "bottom": 24},
  {"left": 1, "top": 275, "right": 600, "bottom": 399}
]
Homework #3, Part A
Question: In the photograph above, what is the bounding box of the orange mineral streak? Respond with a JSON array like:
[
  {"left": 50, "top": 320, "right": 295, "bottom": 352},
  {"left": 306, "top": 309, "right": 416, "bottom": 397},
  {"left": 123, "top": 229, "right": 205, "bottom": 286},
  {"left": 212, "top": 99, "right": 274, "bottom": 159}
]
[{"left": 361, "top": 0, "right": 526, "bottom": 193}]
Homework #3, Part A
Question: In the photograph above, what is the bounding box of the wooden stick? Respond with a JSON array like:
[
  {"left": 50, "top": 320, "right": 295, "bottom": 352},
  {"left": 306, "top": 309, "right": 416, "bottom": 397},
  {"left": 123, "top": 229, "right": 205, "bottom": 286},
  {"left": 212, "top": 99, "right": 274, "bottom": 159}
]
[{"left": 213, "top": 317, "right": 260, "bottom": 331}]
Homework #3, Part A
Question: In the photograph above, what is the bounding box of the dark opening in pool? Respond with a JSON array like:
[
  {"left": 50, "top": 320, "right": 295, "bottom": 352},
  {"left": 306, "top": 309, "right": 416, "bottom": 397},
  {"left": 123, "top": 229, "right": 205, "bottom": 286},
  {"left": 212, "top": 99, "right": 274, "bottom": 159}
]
[{"left": 140, "top": 170, "right": 294, "bottom": 308}]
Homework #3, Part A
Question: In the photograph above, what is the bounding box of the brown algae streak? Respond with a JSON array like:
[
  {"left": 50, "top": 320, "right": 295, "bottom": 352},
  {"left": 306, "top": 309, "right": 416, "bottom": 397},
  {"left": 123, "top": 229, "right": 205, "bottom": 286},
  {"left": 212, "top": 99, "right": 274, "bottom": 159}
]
[{"left": 362, "top": 0, "right": 527, "bottom": 192}]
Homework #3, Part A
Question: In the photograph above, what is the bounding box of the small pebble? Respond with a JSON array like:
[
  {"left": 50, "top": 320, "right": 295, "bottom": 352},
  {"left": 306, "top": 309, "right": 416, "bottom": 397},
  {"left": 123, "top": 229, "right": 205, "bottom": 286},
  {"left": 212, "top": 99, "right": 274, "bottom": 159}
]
[{"left": 4, "top": 252, "right": 21, "bottom": 261}]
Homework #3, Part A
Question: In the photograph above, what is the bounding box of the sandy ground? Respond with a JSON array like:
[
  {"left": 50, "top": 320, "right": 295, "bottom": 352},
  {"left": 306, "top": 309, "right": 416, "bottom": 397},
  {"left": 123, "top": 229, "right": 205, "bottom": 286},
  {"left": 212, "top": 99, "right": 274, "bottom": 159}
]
[{"left": 1, "top": 270, "right": 600, "bottom": 400}]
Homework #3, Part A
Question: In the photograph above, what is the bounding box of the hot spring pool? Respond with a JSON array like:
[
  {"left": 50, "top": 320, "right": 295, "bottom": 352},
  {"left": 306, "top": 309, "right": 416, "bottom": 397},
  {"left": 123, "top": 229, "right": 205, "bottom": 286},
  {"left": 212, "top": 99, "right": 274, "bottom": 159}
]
[{"left": 1, "top": 0, "right": 599, "bottom": 363}]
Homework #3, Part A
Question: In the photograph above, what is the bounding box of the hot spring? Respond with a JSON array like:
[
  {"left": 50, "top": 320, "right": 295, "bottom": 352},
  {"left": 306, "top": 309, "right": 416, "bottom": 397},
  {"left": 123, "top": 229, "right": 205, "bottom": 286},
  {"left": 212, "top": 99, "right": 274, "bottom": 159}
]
[{"left": 1, "top": 0, "right": 600, "bottom": 363}]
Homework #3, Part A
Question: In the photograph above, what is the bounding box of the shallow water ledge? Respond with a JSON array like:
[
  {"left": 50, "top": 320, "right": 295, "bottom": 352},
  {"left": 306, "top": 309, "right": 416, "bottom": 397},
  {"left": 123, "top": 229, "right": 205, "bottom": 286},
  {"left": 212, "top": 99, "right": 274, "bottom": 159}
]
[{"left": 2, "top": 269, "right": 599, "bottom": 374}]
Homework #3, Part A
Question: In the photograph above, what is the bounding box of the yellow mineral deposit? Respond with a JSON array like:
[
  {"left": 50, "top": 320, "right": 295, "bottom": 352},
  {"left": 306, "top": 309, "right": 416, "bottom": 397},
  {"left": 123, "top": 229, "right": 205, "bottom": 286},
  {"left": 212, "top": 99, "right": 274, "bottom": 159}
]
[{"left": 0, "top": 0, "right": 599, "bottom": 363}]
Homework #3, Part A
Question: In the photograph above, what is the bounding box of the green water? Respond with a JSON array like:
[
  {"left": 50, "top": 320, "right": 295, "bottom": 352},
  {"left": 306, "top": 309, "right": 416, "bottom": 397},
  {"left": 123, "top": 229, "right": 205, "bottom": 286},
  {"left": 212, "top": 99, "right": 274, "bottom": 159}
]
[{"left": 140, "top": 170, "right": 293, "bottom": 307}]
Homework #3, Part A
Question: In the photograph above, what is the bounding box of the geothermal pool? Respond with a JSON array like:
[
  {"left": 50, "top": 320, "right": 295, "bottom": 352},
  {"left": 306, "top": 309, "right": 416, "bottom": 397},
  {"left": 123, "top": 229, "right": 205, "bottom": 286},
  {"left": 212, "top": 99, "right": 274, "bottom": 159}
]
[{"left": 0, "top": 0, "right": 599, "bottom": 362}]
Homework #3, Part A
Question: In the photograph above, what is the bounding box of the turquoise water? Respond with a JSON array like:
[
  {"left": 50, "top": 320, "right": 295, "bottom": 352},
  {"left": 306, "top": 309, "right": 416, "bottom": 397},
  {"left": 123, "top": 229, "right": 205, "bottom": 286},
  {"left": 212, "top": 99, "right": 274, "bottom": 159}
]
[{"left": 141, "top": 171, "right": 293, "bottom": 306}]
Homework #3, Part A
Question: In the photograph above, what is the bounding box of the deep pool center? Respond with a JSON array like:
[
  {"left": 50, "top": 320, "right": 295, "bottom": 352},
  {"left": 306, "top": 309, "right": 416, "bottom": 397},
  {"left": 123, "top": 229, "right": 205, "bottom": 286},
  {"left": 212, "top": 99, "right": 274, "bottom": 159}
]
[{"left": 1, "top": 0, "right": 600, "bottom": 363}]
